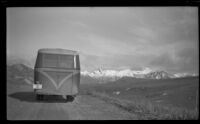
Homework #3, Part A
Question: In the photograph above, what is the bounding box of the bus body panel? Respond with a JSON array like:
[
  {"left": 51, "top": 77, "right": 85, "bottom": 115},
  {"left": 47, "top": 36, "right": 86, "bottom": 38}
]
[{"left": 72, "top": 71, "right": 80, "bottom": 94}]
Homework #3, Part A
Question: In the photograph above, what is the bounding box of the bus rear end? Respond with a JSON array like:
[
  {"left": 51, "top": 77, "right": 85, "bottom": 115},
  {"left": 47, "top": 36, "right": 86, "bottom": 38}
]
[{"left": 33, "top": 49, "right": 80, "bottom": 101}]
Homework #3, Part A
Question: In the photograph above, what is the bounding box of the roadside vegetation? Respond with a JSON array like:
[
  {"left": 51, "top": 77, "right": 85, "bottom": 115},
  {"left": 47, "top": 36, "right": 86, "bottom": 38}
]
[{"left": 83, "top": 90, "right": 198, "bottom": 120}]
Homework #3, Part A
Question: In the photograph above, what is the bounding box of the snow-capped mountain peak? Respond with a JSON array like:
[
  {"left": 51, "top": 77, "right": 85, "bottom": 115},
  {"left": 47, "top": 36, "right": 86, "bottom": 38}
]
[
  {"left": 174, "top": 73, "right": 199, "bottom": 78},
  {"left": 81, "top": 70, "right": 90, "bottom": 76},
  {"left": 81, "top": 67, "right": 154, "bottom": 79},
  {"left": 145, "top": 70, "right": 175, "bottom": 79},
  {"left": 81, "top": 67, "right": 198, "bottom": 83}
]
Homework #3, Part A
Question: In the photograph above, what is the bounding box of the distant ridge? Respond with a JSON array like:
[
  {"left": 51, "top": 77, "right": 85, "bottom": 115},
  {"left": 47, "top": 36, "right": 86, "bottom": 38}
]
[
  {"left": 145, "top": 71, "right": 175, "bottom": 79},
  {"left": 7, "top": 62, "right": 198, "bottom": 85},
  {"left": 81, "top": 68, "right": 198, "bottom": 83},
  {"left": 7, "top": 64, "right": 34, "bottom": 85}
]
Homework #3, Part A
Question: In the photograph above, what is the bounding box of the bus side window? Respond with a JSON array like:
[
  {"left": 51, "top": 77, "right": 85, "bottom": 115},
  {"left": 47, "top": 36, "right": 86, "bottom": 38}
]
[
  {"left": 76, "top": 55, "right": 80, "bottom": 69},
  {"left": 74, "top": 55, "right": 76, "bottom": 69},
  {"left": 35, "top": 53, "right": 43, "bottom": 68}
]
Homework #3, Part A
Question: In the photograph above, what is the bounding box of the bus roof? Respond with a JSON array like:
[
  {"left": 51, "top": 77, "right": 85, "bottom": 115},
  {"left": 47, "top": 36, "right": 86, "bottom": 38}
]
[{"left": 38, "top": 48, "right": 79, "bottom": 55}]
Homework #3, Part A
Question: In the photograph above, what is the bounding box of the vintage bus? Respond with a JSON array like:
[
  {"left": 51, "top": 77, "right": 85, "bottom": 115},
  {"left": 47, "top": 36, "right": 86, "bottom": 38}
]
[{"left": 33, "top": 48, "right": 80, "bottom": 101}]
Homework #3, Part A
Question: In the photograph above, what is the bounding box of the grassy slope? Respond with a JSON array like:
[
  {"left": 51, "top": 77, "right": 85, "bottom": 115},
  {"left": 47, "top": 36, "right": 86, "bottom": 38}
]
[
  {"left": 80, "top": 77, "right": 199, "bottom": 109},
  {"left": 80, "top": 77, "right": 199, "bottom": 119}
]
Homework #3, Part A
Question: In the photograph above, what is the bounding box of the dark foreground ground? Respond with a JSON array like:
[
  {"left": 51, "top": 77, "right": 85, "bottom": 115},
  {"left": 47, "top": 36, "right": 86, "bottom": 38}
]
[
  {"left": 7, "top": 82, "right": 137, "bottom": 120},
  {"left": 80, "top": 77, "right": 199, "bottom": 110},
  {"left": 7, "top": 76, "right": 199, "bottom": 120}
]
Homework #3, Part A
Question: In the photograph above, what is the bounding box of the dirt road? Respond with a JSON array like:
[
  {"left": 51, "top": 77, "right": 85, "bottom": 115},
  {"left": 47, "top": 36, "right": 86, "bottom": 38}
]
[{"left": 7, "top": 82, "right": 137, "bottom": 120}]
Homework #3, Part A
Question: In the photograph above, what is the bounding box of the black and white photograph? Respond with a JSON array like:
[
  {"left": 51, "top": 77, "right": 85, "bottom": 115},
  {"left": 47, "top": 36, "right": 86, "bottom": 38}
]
[{"left": 6, "top": 7, "right": 199, "bottom": 120}]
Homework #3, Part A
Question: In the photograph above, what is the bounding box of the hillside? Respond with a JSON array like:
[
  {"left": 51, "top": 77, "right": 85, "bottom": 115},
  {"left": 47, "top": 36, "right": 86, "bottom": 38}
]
[
  {"left": 7, "top": 64, "right": 34, "bottom": 85},
  {"left": 80, "top": 76, "right": 199, "bottom": 110}
]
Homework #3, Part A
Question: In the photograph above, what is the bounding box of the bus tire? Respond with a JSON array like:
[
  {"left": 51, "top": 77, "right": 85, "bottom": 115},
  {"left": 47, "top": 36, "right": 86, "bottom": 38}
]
[
  {"left": 66, "top": 95, "right": 74, "bottom": 102},
  {"left": 36, "top": 94, "right": 43, "bottom": 101}
]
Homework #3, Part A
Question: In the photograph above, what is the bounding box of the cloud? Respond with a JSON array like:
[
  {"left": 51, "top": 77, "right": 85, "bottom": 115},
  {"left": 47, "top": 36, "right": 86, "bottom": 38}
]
[
  {"left": 149, "top": 47, "right": 199, "bottom": 74},
  {"left": 7, "top": 7, "right": 198, "bottom": 74}
]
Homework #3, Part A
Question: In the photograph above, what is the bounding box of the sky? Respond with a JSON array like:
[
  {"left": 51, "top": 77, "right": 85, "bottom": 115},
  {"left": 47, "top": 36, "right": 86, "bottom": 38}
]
[{"left": 7, "top": 7, "right": 199, "bottom": 74}]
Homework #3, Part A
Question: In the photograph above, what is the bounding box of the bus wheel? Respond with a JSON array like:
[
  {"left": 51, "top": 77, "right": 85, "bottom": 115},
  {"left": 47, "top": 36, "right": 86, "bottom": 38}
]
[
  {"left": 66, "top": 95, "right": 74, "bottom": 102},
  {"left": 36, "top": 94, "right": 43, "bottom": 101}
]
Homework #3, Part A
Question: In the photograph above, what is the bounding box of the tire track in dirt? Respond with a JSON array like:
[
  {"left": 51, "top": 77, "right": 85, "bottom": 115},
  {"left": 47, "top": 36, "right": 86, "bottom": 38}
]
[
  {"left": 7, "top": 83, "right": 138, "bottom": 120},
  {"left": 59, "top": 95, "right": 138, "bottom": 120},
  {"left": 34, "top": 103, "right": 69, "bottom": 120}
]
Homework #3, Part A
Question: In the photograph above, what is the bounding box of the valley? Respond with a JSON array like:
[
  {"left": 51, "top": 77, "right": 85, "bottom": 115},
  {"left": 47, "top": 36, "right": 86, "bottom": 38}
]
[{"left": 7, "top": 64, "right": 199, "bottom": 120}]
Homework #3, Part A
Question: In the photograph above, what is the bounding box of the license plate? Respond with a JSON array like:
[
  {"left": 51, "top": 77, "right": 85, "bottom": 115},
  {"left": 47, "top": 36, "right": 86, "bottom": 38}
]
[{"left": 33, "top": 84, "right": 42, "bottom": 89}]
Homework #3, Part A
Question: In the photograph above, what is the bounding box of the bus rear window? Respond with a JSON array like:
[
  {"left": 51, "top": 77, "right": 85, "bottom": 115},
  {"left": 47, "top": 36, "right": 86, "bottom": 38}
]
[
  {"left": 41, "top": 53, "right": 76, "bottom": 69},
  {"left": 43, "top": 54, "right": 58, "bottom": 68},
  {"left": 58, "top": 55, "right": 74, "bottom": 69}
]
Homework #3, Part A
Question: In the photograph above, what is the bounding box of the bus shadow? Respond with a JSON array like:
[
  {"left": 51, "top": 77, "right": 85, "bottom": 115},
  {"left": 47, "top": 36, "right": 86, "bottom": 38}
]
[{"left": 8, "top": 91, "right": 74, "bottom": 103}]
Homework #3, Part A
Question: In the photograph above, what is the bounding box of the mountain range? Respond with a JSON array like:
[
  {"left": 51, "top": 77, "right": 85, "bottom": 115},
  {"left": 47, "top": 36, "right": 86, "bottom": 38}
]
[
  {"left": 6, "top": 63, "right": 198, "bottom": 84},
  {"left": 81, "top": 68, "right": 198, "bottom": 83}
]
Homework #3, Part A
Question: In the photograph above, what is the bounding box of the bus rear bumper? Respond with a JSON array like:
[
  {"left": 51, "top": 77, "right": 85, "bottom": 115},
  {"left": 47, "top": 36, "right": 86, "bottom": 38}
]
[{"left": 33, "top": 87, "right": 78, "bottom": 96}]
